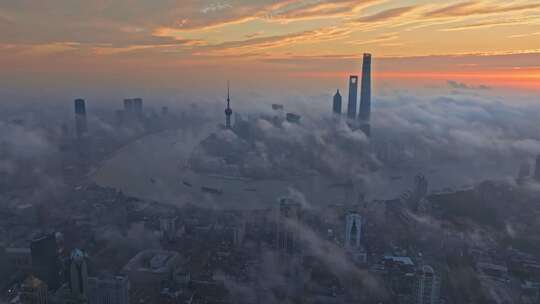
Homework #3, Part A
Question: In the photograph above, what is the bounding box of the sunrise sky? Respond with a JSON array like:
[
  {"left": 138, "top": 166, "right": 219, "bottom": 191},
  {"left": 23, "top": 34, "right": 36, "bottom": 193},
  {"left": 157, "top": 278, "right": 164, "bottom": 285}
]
[{"left": 1, "top": 0, "right": 540, "bottom": 98}]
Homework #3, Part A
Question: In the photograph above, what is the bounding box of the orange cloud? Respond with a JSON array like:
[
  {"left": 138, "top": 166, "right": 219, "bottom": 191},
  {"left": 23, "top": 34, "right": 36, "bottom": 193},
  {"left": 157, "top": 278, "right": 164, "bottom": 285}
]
[
  {"left": 160, "top": 0, "right": 380, "bottom": 33},
  {"left": 355, "top": 6, "right": 417, "bottom": 23},
  {"left": 439, "top": 18, "right": 531, "bottom": 31},
  {"left": 424, "top": 1, "right": 540, "bottom": 18},
  {"left": 263, "top": 0, "right": 376, "bottom": 22},
  {"left": 193, "top": 27, "right": 352, "bottom": 57}
]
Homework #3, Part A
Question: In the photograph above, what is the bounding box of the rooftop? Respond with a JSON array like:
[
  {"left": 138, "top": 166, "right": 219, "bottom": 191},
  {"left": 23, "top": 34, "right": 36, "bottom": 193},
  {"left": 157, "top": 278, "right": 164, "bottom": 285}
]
[
  {"left": 22, "top": 275, "right": 46, "bottom": 289},
  {"left": 123, "top": 250, "right": 179, "bottom": 273},
  {"left": 383, "top": 256, "right": 414, "bottom": 266}
]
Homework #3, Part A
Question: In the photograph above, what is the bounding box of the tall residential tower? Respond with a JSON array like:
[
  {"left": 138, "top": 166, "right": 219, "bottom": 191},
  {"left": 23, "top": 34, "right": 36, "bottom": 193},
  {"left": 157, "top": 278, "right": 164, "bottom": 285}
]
[
  {"left": 415, "top": 265, "right": 441, "bottom": 304},
  {"left": 275, "top": 198, "right": 302, "bottom": 255},
  {"left": 30, "top": 234, "right": 61, "bottom": 290},
  {"left": 68, "top": 249, "right": 89, "bottom": 302}
]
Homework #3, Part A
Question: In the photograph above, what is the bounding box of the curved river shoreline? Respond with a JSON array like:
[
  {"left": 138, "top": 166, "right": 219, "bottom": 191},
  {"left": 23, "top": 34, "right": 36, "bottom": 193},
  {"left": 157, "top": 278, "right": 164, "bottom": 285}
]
[{"left": 91, "top": 125, "right": 518, "bottom": 210}]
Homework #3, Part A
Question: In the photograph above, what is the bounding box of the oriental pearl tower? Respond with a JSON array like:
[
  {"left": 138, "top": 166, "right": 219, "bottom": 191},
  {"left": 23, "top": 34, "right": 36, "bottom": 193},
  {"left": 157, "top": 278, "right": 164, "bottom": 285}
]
[{"left": 225, "top": 81, "right": 233, "bottom": 129}]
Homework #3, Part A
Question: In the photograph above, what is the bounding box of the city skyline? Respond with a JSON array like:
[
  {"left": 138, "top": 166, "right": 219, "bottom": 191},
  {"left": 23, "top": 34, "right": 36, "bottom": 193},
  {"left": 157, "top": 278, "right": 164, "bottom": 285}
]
[{"left": 1, "top": 2, "right": 540, "bottom": 304}]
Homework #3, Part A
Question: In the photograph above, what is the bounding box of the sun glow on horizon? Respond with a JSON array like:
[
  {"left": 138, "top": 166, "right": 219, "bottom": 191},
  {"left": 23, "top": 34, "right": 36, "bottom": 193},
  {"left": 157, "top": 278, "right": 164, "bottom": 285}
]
[{"left": 0, "top": 0, "right": 540, "bottom": 95}]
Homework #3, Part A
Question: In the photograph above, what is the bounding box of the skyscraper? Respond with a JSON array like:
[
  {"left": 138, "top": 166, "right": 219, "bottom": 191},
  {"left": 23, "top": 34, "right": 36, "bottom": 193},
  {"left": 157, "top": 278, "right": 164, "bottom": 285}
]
[
  {"left": 347, "top": 76, "right": 358, "bottom": 119},
  {"left": 535, "top": 155, "right": 540, "bottom": 181},
  {"left": 406, "top": 174, "right": 428, "bottom": 212},
  {"left": 359, "top": 53, "right": 372, "bottom": 121},
  {"left": 333, "top": 90, "right": 342, "bottom": 115},
  {"left": 224, "top": 82, "right": 232, "bottom": 129},
  {"left": 275, "top": 198, "right": 302, "bottom": 255},
  {"left": 123, "top": 98, "right": 134, "bottom": 113},
  {"left": 30, "top": 234, "right": 60, "bottom": 290},
  {"left": 68, "top": 249, "right": 89, "bottom": 302},
  {"left": 74, "top": 99, "right": 87, "bottom": 138},
  {"left": 415, "top": 265, "right": 441, "bottom": 304},
  {"left": 133, "top": 98, "right": 143, "bottom": 118},
  {"left": 159, "top": 216, "right": 177, "bottom": 242},
  {"left": 123, "top": 98, "right": 143, "bottom": 118},
  {"left": 345, "top": 213, "right": 362, "bottom": 249}
]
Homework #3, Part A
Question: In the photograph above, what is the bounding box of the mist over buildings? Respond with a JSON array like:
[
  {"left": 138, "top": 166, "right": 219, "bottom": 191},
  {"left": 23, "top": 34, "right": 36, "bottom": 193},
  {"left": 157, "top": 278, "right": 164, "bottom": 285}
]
[{"left": 1, "top": 70, "right": 540, "bottom": 304}]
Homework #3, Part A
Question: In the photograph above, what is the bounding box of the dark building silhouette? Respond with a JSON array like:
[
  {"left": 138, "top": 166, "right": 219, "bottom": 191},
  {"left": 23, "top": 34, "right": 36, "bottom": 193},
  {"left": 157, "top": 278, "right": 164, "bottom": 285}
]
[
  {"left": 286, "top": 113, "right": 301, "bottom": 124},
  {"left": 123, "top": 99, "right": 134, "bottom": 113},
  {"left": 272, "top": 104, "right": 284, "bottom": 110},
  {"left": 133, "top": 98, "right": 143, "bottom": 117},
  {"left": 405, "top": 174, "right": 428, "bottom": 212},
  {"left": 347, "top": 76, "right": 358, "bottom": 119},
  {"left": 124, "top": 98, "right": 143, "bottom": 117},
  {"left": 535, "top": 155, "right": 540, "bottom": 181},
  {"left": 225, "top": 83, "right": 232, "bottom": 129},
  {"left": 30, "top": 234, "right": 60, "bottom": 290},
  {"left": 359, "top": 53, "right": 372, "bottom": 121},
  {"left": 333, "top": 90, "right": 342, "bottom": 115},
  {"left": 74, "top": 99, "right": 86, "bottom": 115},
  {"left": 74, "top": 99, "right": 87, "bottom": 138}
]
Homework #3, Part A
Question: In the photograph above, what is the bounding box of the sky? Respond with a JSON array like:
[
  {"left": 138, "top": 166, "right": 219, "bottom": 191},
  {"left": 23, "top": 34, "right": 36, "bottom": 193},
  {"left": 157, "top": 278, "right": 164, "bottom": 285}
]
[{"left": 1, "top": 0, "right": 540, "bottom": 99}]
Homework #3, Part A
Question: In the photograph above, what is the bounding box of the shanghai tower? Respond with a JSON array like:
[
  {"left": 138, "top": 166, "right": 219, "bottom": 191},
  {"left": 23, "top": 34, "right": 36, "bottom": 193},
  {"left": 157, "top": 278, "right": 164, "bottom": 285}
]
[{"left": 359, "top": 53, "right": 372, "bottom": 121}]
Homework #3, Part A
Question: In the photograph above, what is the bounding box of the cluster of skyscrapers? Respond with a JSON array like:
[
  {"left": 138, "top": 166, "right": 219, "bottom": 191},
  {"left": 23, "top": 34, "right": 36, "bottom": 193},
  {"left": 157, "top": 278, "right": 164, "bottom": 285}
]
[
  {"left": 332, "top": 53, "right": 372, "bottom": 136},
  {"left": 18, "top": 232, "right": 130, "bottom": 304},
  {"left": 123, "top": 98, "right": 144, "bottom": 119},
  {"left": 72, "top": 97, "right": 147, "bottom": 138}
]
